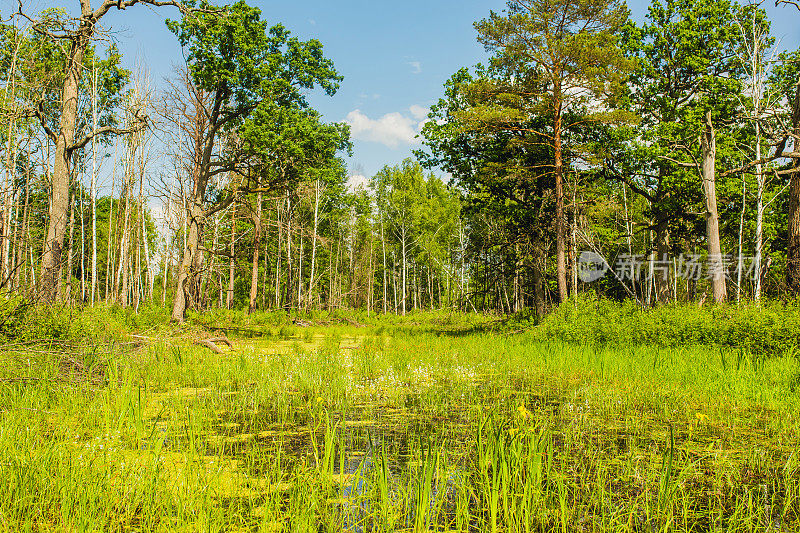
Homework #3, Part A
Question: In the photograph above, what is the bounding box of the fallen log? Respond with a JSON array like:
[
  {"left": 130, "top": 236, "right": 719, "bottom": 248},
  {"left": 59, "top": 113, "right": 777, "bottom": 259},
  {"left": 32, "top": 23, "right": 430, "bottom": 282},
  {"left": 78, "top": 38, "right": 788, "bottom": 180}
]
[{"left": 194, "top": 336, "right": 234, "bottom": 354}]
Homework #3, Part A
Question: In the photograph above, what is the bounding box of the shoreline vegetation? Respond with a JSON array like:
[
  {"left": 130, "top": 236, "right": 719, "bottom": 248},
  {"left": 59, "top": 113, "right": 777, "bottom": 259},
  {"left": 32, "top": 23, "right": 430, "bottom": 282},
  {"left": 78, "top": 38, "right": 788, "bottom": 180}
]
[{"left": 1, "top": 303, "right": 799, "bottom": 531}]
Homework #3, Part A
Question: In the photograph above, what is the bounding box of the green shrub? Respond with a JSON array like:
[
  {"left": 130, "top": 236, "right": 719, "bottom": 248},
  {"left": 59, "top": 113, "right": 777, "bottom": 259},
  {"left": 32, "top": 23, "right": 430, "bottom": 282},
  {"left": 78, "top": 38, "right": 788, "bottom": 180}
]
[{"left": 532, "top": 296, "right": 800, "bottom": 357}]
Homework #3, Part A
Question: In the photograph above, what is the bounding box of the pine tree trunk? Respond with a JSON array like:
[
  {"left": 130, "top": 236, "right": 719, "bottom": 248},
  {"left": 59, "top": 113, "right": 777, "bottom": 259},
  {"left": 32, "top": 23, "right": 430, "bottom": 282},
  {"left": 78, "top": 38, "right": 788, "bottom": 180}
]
[{"left": 553, "top": 92, "right": 568, "bottom": 303}]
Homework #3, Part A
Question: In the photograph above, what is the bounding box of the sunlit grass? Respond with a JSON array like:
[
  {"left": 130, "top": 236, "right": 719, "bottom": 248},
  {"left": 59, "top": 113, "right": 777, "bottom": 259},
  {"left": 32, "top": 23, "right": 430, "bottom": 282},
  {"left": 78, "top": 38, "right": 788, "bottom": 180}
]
[{"left": 1, "top": 315, "right": 799, "bottom": 531}]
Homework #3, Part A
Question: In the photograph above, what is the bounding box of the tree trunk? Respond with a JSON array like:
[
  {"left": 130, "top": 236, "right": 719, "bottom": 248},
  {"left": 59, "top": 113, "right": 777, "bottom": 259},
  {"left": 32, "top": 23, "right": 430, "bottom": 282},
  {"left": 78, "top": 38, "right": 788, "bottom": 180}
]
[
  {"left": 262, "top": 213, "right": 270, "bottom": 309},
  {"left": 274, "top": 200, "right": 282, "bottom": 308},
  {"left": 307, "top": 179, "right": 320, "bottom": 309},
  {"left": 786, "top": 80, "right": 800, "bottom": 293},
  {"left": 118, "top": 155, "right": 132, "bottom": 307},
  {"left": 171, "top": 202, "right": 203, "bottom": 321},
  {"left": 227, "top": 199, "right": 236, "bottom": 309},
  {"left": 161, "top": 199, "right": 170, "bottom": 307},
  {"left": 296, "top": 224, "right": 303, "bottom": 309},
  {"left": 401, "top": 226, "right": 407, "bottom": 315},
  {"left": 14, "top": 152, "right": 31, "bottom": 292},
  {"left": 553, "top": 92, "right": 568, "bottom": 303},
  {"left": 381, "top": 220, "right": 387, "bottom": 313},
  {"left": 105, "top": 176, "right": 115, "bottom": 300},
  {"left": 90, "top": 65, "right": 98, "bottom": 305},
  {"left": 736, "top": 175, "right": 746, "bottom": 303},
  {"left": 754, "top": 124, "right": 764, "bottom": 301},
  {"left": 40, "top": 23, "right": 90, "bottom": 302},
  {"left": 249, "top": 192, "right": 262, "bottom": 313},
  {"left": 391, "top": 250, "right": 398, "bottom": 313},
  {"left": 65, "top": 190, "right": 75, "bottom": 303},
  {"left": 80, "top": 184, "right": 86, "bottom": 302},
  {"left": 652, "top": 213, "right": 671, "bottom": 303},
  {"left": 1, "top": 32, "right": 20, "bottom": 290},
  {"left": 368, "top": 230, "right": 374, "bottom": 315},
  {"left": 700, "top": 111, "right": 727, "bottom": 303},
  {"left": 571, "top": 179, "right": 578, "bottom": 304}
]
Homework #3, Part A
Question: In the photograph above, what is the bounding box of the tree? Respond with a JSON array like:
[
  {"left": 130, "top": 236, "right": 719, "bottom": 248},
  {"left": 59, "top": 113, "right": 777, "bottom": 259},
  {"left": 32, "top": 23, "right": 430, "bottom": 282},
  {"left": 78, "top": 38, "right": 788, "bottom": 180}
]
[
  {"left": 772, "top": 2, "right": 800, "bottom": 293},
  {"left": 418, "top": 67, "right": 557, "bottom": 315},
  {"left": 372, "top": 160, "right": 429, "bottom": 315},
  {"left": 700, "top": 111, "right": 727, "bottom": 302},
  {"left": 473, "top": 0, "right": 632, "bottom": 303},
  {"left": 15, "top": 0, "right": 192, "bottom": 303},
  {"left": 164, "top": 0, "right": 342, "bottom": 321},
  {"left": 734, "top": 7, "right": 777, "bottom": 301},
  {"left": 614, "top": 0, "right": 762, "bottom": 302}
]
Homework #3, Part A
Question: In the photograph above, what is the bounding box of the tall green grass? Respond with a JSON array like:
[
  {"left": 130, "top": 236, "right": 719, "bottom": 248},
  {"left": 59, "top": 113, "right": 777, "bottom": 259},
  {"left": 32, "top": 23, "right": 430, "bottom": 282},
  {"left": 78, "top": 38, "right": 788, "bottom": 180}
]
[{"left": 1, "top": 308, "right": 799, "bottom": 530}]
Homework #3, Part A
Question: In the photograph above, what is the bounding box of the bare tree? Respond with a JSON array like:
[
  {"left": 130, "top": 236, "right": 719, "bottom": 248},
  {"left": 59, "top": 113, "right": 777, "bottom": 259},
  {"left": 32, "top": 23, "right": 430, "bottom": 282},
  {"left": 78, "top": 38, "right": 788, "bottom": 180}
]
[
  {"left": 735, "top": 5, "right": 779, "bottom": 301},
  {"left": 15, "top": 0, "right": 193, "bottom": 303},
  {"left": 701, "top": 112, "right": 727, "bottom": 303}
]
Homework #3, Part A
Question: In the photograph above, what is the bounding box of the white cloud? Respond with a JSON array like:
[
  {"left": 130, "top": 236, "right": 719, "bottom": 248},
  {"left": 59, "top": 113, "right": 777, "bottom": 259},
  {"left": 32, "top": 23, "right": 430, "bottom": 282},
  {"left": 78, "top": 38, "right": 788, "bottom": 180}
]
[
  {"left": 347, "top": 174, "right": 369, "bottom": 191},
  {"left": 345, "top": 108, "right": 425, "bottom": 148},
  {"left": 409, "top": 104, "right": 429, "bottom": 120},
  {"left": 407, "top": 61, "right": 422, "bottom": 74}
]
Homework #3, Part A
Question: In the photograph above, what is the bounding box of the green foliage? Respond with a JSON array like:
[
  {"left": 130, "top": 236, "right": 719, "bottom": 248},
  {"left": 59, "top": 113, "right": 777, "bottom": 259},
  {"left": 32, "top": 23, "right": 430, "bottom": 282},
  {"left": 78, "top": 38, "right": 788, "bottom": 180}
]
[
  {"left": 0, "top": 301, "right": 170, "bottom": 343},
  {"left": 166, "top": 0, "right": 341, "bottom": 120},
  {"left": 239, "top": 104, "right": 350, "bottom": 191},
  {"left": 611, "top": 0, "right": 771, "bottom": 249},
  {"left": 535, "top": 296, "right": 800, "bottom": 356},
  {"left": 0, "top": 19, "right": 130, "bottom": 141}
]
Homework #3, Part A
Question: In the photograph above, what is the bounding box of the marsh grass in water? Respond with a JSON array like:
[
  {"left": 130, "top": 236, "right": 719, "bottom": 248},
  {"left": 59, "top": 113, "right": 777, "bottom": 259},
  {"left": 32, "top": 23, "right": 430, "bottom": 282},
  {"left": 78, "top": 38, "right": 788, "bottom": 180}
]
[{"left": 1, "top": 313, "right": 799, "bottom": 531}]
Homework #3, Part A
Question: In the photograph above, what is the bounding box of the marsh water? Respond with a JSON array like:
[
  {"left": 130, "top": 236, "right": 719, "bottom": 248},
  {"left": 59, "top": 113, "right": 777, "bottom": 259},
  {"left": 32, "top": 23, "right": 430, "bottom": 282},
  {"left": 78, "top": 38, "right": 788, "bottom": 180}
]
[{"left": 107, "top": 331, "right": 800, "bottom": 531}]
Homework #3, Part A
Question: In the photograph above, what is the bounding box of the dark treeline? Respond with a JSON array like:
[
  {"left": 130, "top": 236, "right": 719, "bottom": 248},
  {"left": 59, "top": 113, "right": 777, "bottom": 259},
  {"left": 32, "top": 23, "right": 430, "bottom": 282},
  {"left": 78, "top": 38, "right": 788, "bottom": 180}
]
[{"left": 0, "top": 0, "right": 798, "bottom": 320}]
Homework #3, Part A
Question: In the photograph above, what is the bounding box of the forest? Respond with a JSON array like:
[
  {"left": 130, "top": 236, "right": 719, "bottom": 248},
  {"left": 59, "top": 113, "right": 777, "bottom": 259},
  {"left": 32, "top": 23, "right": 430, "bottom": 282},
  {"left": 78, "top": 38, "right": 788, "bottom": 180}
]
[
  {"left": 1, "top": 0, "right": 800, "bottom": 531},
  {"left": 0, "top": 0, "right": 795, "bottom": 320}
]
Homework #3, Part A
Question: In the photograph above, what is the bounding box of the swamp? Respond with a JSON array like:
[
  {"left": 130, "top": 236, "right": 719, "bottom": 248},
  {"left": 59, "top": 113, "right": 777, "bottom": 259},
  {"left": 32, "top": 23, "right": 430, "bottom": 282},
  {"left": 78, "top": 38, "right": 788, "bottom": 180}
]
[{"left": 2, "top": 307, "right": 799, "bottom": 531}]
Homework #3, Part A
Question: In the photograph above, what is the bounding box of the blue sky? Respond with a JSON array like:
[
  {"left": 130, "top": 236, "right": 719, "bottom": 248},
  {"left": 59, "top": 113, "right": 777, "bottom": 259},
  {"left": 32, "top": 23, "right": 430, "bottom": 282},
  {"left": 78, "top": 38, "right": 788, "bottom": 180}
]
[{"left": 9, "top": 0, "right": 800, "bottom": 186}]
